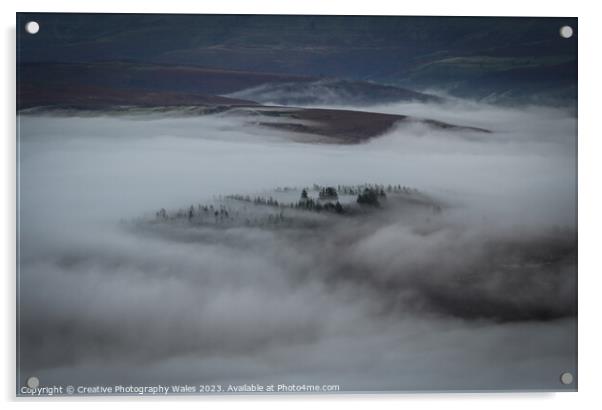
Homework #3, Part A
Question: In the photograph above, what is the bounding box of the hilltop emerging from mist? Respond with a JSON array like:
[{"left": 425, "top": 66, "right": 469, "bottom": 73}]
[{"left": 18, "top": 62, "right": 489, "bottom": 143}]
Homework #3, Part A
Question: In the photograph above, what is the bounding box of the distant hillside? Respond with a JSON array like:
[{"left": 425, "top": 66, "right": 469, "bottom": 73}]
[
  {"left": 18, "top": 62, "right": 441, "bottom": 107},
  {"left": 17, "top": 84, "right": 258, "bottom": 110},
  {"left": 17, "top": 14, "right": 577, "bottom": 105},
  {"left": 18, "top": 62, "right": 310, "bottom": 97},
  {"left": 396, "top": 56, "right": 577, "bottom": 105}
]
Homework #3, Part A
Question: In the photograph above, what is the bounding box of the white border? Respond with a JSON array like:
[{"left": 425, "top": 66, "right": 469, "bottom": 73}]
[{"left": 3, "top": 0, "right": 601, "bottom": 408}]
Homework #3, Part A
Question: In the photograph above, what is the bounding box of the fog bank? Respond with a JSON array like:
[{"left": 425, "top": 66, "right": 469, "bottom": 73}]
[{"left": 17, "top": 100, "right": 577, "bottom": 391}]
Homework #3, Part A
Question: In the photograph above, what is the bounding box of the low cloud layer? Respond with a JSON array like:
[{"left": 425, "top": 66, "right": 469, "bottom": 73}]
[{"left": 17, "top": 100, "right": 577, "bottom": 391}]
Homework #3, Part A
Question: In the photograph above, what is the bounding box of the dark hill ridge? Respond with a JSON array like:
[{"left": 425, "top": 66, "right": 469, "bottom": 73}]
[
  {"left": 18, "top": 62, "right": 311, "bottom": 97},
  {"left": 18, "top": 62, "right": 442, "bottom": 107},
  {"left": 17, "top": 85, "right": 258, "bottom": 110}
]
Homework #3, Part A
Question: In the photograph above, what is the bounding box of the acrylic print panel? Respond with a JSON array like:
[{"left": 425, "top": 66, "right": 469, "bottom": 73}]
[{"left": 16, "top": 13, "right": 577, "bottom": 396}]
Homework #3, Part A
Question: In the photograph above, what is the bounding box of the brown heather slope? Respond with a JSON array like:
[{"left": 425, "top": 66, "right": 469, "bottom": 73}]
[{"left": 230, "top": 106, "right": 490, "bottom": 143}]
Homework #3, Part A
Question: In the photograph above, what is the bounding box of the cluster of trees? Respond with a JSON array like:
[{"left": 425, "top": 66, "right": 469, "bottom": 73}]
[
  {"left": 336, "top": 184, "right": 417, "bottom": 196},
  {"left": 296, "top": 194, "right": 344, "bottom": 214},
  {"left": 154, "top": 182, "right": 421, "bottom": 226},
  {"left": 155, "top": 202, "right": 292, "bottom": 228},
  {"left": 319, "top": 186, "right": 338, "bottom": 200},
  {"left": 228, "top": 190, "right": 345, "bottom": 214},
  {"left": 356, "top": 187, "right": 386, "bottom": 207},
  {"left": 253, "top": 196, "right": 280, "bottom": 207},
  {"left": 155, "top": 203, "right": 233, "bottom": 222}
]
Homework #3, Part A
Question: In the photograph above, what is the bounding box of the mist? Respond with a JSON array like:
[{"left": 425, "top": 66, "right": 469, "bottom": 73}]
[{"left": 17, "top": 99, "right": 577, "bottom": 391}]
